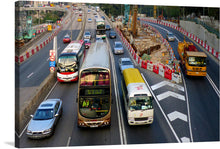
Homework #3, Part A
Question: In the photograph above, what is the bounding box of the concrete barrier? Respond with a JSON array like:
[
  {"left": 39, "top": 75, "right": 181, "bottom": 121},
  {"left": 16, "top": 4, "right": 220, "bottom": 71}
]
[{"left": 15, "top": 73, "right": 57, "bottom": 134}]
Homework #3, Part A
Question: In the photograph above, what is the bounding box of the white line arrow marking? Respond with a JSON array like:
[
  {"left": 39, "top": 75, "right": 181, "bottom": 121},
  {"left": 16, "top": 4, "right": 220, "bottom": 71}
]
[
  {"left": 167, "top": 111, "right": 188, "bottom": 122},
  {"left": 151, "top": 81, "right": 184, "bottom": 92},
  {"left": 181, "top": 137, "right": 190, "bottom": 142},
  {"left": 157, "top": 91, "right": 185, "bottom": 101}
]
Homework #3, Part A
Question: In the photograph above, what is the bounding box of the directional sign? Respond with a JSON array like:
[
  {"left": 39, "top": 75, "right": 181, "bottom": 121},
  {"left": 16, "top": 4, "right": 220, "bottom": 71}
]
[{"left": 49, "top": 61, "right": 56, "bottom": 67}]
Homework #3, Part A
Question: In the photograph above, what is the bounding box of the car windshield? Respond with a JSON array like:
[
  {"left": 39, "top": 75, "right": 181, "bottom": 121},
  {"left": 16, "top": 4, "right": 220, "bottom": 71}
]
[
  {"left": 115, "top": 43, "right": 122, "bottom": 48},
  {"left": 122, "top": 60, "right": 132, "bottom": 65},
  {"left": 85, "top": 32, "right": 90, "bottom": 35},
  {"left": 129, "top": 96, "right": 153, "bottom": 110},
  {"left": 168, "top": 33, "right": 174, "bottom": 37},
  {"left": 110, "top": 31, "right": 115, "bottom": 34},
  {"left": 33, "top": 109, "right": 54, "bottom": 120}
]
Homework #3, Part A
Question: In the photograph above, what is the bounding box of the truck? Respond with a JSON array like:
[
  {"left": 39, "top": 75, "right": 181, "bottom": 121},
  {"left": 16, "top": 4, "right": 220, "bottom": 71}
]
[
  {"left": 121, "top": 68, "right": 154, "bottom": 125},
  {"left": 177, "top": 37, "right": 207, "bottom": 76}
]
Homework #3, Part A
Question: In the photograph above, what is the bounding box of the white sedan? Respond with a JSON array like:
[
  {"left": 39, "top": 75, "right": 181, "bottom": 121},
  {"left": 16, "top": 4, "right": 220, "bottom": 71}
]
[{"left": 119, "top": 57, "right": 134, "bottom": 74}]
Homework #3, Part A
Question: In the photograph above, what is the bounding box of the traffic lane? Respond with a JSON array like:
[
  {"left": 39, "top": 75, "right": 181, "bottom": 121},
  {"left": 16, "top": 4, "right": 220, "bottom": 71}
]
[
  {"left": 184, "top": 76, "right": 219, "bottom": 142},
  {"left": 85, "top": 13, "right": 96, "bottom": 42},
  {"left": 19, "top": 82, "right": 78, "bottom": 148},
  {"left": 19, "top": 29, "right": 80, "bottom": 88},
  {"left": 19, "top": 14, "right": 80, "bottom": 87},
  {"left": 146, "top": 21, "right": 219, "bottom": 88},
  {"left": 107, "top": 33, "right": 177, "bottom": 143},
  {"left": 69, "top": 42, "right": 121, "bottom": 146},
  {"left": 150, "top": 22, "right": 219, "bottom": 141},
  {"left": 69, "top": 81, "right": 121, "bottom": 146}
]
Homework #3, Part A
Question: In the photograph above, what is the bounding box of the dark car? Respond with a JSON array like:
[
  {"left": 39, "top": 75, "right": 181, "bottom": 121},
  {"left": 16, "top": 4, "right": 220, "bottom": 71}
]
[
  {"left": 101, "top": 16, "right": 105, "bottom": 20},
  {"left": 106, "top": 25, "right": 111, "bottom": 30},
  {"left": 109, "top": 31, "right": 116, "bottom": 39}
]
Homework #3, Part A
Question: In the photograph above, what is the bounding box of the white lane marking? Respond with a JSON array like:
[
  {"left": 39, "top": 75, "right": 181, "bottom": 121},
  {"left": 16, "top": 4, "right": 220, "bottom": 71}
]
[
  {"left": 182, "top": 71, "right": 194, "bottom": 142},
  {"left": 167, "top": 111, "right": 188, "bottom": 122},
  {"left": 206, "top": 74, "right": 220, "bottom": 98},
  {"left": 47, "top": 57, "right": 50, "bottom": 61},
  {"left": 67, "top": 137, "right": 71, "bottom": 146},
  {"left": 27, "top": 72, "right": 34, "bottom": 78},
  {"left": 147, "top": 22, "right": 180, "bottom": 42},
  {"left": 141, "top": 73, "right": 181, "bottom": 143},
  {"left": 107, "top": 38, "right": 127, "bottom": 145},
  {"left": 157, "top": 91, "right": 185, "bottom": 101},
  {"left": 17, "top": 81, "right": 58, "bottom": 138},
  {"left": 151, "top": 81, "right": 184, "bottom": 92},
  {"left": 181, "top": 137, "right": 190, "bottom": 142}
]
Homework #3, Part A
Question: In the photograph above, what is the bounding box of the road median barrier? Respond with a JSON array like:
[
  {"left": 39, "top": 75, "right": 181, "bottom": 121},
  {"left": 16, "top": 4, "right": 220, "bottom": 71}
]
[{"left": 16, "top": 73, "right": 57, "bottom": 135}]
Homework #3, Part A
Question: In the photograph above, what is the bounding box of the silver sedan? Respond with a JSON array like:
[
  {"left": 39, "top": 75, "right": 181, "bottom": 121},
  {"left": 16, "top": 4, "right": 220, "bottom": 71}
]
[{"left": 26, "top": 99, "right": 63, "bottom": 139}]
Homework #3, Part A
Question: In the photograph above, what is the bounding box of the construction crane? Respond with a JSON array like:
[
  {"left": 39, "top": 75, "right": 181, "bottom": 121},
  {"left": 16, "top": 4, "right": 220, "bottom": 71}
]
[{"left": 123, "top": 5, "right": 138, "bottom": 37}]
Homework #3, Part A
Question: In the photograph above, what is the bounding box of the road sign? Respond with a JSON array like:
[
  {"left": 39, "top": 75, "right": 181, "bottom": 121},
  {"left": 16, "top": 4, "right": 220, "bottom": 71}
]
[
  {"left": 50, "top": 67, "right": 55, "bottom": 73},
  {"left": 49, "top": 61, "right": 56, "bottom": 67},
  {"left": 50, "top": 50, "right": 55, "bottom": 56},
  {"left": 50, "top": 56, "right": 55, "bottom": 61}
]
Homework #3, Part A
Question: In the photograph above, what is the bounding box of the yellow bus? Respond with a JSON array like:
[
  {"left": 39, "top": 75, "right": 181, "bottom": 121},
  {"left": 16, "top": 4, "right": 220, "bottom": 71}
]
[
  {"left": 121, "top": 68, "right": 154, "bottom": 125},
  {"left": 77, "top": 40, "right": 111, "bottom": 128}
]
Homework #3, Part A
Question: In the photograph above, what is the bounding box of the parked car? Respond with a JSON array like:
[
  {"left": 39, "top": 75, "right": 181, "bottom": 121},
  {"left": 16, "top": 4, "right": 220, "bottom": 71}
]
[
  {"left": 166, "top": 32, "right": 175, "bottom": 41},
  {"left": 88, "top": 18, "right": 92, "bottom": 23},
  {"left": 26, "top": 99, "right": 63, "bottom": 139},
  {"left": 63, "top": 34, "right": 71, "bottom": 43},
  {"left": 83, "top": 31, "right": 91, "bottom": 39},
  {"left": 106, "top": 24, "right": 111, "bottom": 30},
  {"left": 114, "top": 41, "right": 124, "bottom": 54},
  {"left": 84, "top": 38, "right": 91, "bottom": 49},
  {"left": 109, "top": 31, "right": 116, "bottom": 39},
  {"left": 119, "top": 58, "right": 134, "bottom": 73}
]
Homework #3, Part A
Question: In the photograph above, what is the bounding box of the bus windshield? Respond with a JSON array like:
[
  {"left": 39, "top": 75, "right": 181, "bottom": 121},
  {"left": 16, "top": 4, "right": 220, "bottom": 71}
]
[
  {"left": 188, "top": 56, "right": 206, "bottom": 67},
  {"left": 79, "top": 97, "right": 110, "bottom": 118},
  {"left": 57, "top": 55, "right": 77, "bottom": 72},
  {"left": 97, "top": 22, "right": 105, "bottom": 29},
  {"left": 80, "top": 69, "right": 110, "bottom": 86},
  {"left": 129, "top": 96, "right": 153, "bottom": 110},
  {"left": 96, "top": 30, "right": 106, "bottom": 35}
]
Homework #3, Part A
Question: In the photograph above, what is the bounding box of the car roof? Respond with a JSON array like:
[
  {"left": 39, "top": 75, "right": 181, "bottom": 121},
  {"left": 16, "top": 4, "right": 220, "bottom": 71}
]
[
  {"left": 120, "top": 57, "right": 132, "bottom": 61},
  {"left": 38, "top": 99, "right": 60, "bottom": 109}
]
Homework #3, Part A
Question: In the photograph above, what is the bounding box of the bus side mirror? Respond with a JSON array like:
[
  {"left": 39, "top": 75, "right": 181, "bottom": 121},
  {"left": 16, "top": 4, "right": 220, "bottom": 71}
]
[{"left": 76, "top": 97, "right": 78, "bottom": 103}]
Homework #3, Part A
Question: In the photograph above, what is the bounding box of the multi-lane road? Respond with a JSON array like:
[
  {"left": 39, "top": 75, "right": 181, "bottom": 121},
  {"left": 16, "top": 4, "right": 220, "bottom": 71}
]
[{"left": 16, "top": 6, "right": 219, "bottom": 148}]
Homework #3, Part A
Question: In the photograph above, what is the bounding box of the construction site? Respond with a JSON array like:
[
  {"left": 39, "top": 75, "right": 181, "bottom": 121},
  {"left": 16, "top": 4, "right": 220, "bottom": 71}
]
[{"left": 115, "top": 5, "right": 173, "bottom": 67}]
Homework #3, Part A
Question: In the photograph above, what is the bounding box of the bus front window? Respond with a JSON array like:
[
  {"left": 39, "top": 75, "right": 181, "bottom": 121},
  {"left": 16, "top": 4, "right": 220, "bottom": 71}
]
[
  {"left": 129, "top": 96, "right": 153, "bottom": 110},
  {"left": 79, "top": 97, "right": 110, "bottom": 118},
  {"left": 57, "top": 55, "right": 77, "bottom": 72},
  {"left": 80, "top": 69, "right": 110, "bottom": 86}
]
